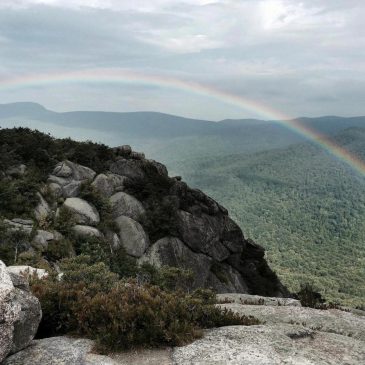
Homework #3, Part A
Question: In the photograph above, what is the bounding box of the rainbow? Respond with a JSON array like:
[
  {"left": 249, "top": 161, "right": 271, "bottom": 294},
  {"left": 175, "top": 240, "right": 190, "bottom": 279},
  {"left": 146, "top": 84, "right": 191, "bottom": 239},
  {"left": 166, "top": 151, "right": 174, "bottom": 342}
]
[{"left": 1, "top": 68, "right": 365, "bottom": 177}]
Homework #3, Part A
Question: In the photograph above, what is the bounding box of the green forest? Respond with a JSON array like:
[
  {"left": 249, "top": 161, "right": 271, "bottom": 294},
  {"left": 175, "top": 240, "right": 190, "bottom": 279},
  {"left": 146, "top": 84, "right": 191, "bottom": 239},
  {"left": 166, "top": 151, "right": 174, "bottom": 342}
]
[{"left": 165, "top": 128, "right": 365, "bottom": 307}]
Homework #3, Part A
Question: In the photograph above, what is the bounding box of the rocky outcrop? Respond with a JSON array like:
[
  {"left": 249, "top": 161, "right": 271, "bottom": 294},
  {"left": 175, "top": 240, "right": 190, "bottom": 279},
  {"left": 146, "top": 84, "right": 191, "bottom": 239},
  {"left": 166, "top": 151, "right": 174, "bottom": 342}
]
[
  {"left": 48, "top": 160, "right": 96, "bottom": 198},
  {"left": 0, "top": 261, "right": 42, "bottom": 363},
  {"left": 171, "top": 299, "right": 365, "bottom": 364},
  {"left": 2, "top": 150, "right": 287, "bottom": 296},
  {"left": 63, "top": 197, "right": 100, "bottom": 226}
]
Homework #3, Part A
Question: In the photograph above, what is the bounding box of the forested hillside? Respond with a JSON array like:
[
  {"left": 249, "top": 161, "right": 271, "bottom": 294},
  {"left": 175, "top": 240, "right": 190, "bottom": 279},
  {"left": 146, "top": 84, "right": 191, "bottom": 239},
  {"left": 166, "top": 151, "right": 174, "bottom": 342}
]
[
  {"left": 1, "top": 103, "right": 365, "bottom": 306},
  {"left": 167, "top": 128, "right": 365, "bottom": 307}
]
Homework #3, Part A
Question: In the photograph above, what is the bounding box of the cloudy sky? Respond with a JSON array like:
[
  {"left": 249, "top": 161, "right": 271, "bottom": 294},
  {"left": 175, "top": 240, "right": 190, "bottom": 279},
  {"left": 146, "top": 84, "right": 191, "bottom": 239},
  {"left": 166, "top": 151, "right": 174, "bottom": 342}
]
[{"left": 0, "top": 0, "right": 364, "bottom": 120}]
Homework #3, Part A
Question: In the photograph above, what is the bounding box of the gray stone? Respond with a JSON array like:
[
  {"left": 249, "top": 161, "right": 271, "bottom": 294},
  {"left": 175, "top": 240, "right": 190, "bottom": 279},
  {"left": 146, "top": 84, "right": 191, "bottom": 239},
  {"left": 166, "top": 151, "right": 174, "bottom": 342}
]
[
  {"left": 139, "top": 237, "right": 212, "bottom": 289},
  {"left": 206, "top": 264, "right": 249, "bottom": 293},
  {"left": 52, "top": 160, "right": 96, "bottom": 181},
  {"left": 34, "top": 193, "right": 51, "bottom": 222},
  {"left": 0, "top": 261, "right": 41, "bottom": 363},
  {"left": 0, "top": 261, "right": 15, "bottom": 363},
  {"left": 216, "top": 293, "right": 301, "bottom": 307},
  {"left": 105, "top": 231, "right": 121, "bottom": 250},
  {"left": 62, "top": 180, "right": 82, "bottom": 198},
  {"left": 48, "top": 183, "right": 62, "bottom": 199},
  {"left": 32, "top": 230, "right": 55, "bottom": 250},
  {"left": 114, "top": 145, "right": 132, "bottom": 156},
  {"left": 52, "top": 161, "right": 73, "bottom": 177},
  {"left": 72, "top": 225, "right": 103, "bottom": 238},
  {"left": 110, "top": 159, "right": 145, "bottom": 180},
  {"left": 7, "top": 272, "right": 29, "bottom": 292},
  {"left": 115, "top": 216, "right": 149, "bottom": 257},
  {"left": 92, "top": 173, "right": 127, "bottom": 197},
  {"left": 147, "top": 159, "right": 168, "bottom": 176},
  {"left": 218, "top": 303, "right": 365, "bottom": 341},
  {"left": 48, "top": 161, "right": 96, "bottom": 198},
  {"left": 63, "top": 198, "right": 100, "bottom": 226},
  {"left": 7, "top": 266, "right": 48, "bottom": 280},
  {"left": 173, "top": 324, "right": 365, "bottom": 365},
  {"left": 110, "top": 192, "right": 145, "bottom": 221},
  {"left": 3, "top": 336, "right": 112, "bottom": 365},
  {"left": 10, "top": 288, "right": 42, "bottom": 354},
  {"left": 177, "top": 210, "right": 230, "bottom": 261},
  {"left": 3, "top": 219, "right": 33, "bottom": 235},
  {"left": 92, "top": 173, "right": 114, "bottom": 196}
]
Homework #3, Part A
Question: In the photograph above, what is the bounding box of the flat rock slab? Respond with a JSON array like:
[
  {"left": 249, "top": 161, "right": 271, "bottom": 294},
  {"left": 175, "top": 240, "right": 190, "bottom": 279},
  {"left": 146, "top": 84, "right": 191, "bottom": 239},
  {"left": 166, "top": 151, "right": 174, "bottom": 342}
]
[
  {"left": 3, "top": 336, "right": 173, "bottom": 365},
  {"left": 109, "top": 348, "right": 173, "bottom": 365},
  {"left": 218, "top": 303, "right": 365, "bottom": 341},
  {"left": 4, "top": 337, "right": 100, "bottom": 365},
  {"left": 172, "top": 324, "right": 365, "bottom": 365},
  {"left": 217, "top": 293, "right": 301, "bottom": 307}
]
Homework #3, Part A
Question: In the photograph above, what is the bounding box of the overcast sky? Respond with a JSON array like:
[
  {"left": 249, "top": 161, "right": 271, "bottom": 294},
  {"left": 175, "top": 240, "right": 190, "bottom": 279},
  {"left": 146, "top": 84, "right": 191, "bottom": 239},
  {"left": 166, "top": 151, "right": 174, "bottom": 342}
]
[{"left": 0, "top": 0, "right": 364, "bottom": 120}]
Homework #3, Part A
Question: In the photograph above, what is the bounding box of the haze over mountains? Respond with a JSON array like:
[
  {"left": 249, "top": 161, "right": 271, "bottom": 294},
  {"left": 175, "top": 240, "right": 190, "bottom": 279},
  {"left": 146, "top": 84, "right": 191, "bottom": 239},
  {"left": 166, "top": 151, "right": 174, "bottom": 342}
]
[
  {"left": 1, "top": 102, "right": 365, "bottom": 163},
  {"left": 1, "top": 102, "right": 365, "bottom": 305}
]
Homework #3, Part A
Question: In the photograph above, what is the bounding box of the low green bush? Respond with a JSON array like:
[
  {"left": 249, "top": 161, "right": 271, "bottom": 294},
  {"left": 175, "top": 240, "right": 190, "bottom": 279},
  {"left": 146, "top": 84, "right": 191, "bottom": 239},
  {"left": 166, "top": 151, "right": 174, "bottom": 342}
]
[
  {"left": 0, "top": 223, "right": 31, "bottom": 265},
  {"left": 31, "top": 255, "right": 260, "bottom": 351}
]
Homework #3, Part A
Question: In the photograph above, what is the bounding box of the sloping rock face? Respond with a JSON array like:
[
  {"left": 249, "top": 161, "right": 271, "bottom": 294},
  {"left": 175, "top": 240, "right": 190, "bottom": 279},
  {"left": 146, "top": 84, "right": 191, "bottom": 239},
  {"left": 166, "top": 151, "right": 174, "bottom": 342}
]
[
  {"left": 172, "top": 299, "right": 365, "bottom": 364},
  {"left": 218, "top": 302, "right": 365, "bottom": 341},
  {"left": 0, "top": 261, "right": 42, "bottom": 363},
  {"left": 173, "top": 324, "right": 365, "bottom": 365}
]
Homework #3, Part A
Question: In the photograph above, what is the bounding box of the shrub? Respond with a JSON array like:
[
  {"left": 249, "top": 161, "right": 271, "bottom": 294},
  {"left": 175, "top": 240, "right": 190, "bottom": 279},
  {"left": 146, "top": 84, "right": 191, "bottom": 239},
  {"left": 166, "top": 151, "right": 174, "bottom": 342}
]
[
  {"left": 45, "top": 238, "right": 74, "bottom": 261},
  {"left": 31, "top": 256, "right": 260, "bottom": 351},
  {"left": 53, "top": 206, "right": 76, "bottom": 235},
  {"left": 0, "top": 223, "right": 31, "bottom": 265},
  {"left": 296, "top": 283, "right": 325, "bottom": 308}
]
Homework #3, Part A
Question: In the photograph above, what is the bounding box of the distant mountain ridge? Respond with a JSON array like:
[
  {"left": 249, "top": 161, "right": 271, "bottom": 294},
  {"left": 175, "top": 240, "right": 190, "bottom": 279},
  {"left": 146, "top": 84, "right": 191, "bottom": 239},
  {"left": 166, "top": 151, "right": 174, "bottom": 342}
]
[{"left": 1, "top": 102, "right": 365, "bottom": 139}]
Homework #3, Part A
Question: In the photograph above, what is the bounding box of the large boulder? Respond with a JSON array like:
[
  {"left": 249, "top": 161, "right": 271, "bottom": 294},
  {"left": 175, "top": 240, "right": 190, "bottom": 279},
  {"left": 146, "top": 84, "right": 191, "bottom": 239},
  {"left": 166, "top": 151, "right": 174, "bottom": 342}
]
[
  {"left": 3, "top": 336, "right": 119, "bottom": 365},
  {"left": 34, "top": 193, "right": 51, "bottom": 222},
  {"left": 0, "top": 261, "right": 41, "bottom": 363},
  {"left": 72, "top": 225, "right": 103, "bottom": 239},
  {"left": 32, "top": 229, "right": 56, "bottom": 250},
  {"left": 172, "top": 324, "right": 365, "bottom": 365},
  {"left": 110, "top": 192, "right": 145, "bottom": 221},
  {"left": 52, "top": 160, "right": 96, "bottom": 181},
  {"left": 63, "top": 198, "right": 100, "bottom": 226},
  {"left": 114, "top": 216, "right": 149, "bottom": 257},
  {"left": 109, "top": 158, "right": 146, "bottom": 180},
  {"left": 91, "top": 173, "right": 127, "bottom": 197}
]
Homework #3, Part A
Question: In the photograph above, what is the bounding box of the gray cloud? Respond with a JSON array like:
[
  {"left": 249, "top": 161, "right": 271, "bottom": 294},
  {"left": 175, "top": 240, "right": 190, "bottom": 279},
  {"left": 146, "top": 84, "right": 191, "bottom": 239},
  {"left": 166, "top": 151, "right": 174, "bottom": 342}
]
[{"left": 0, "top": 0, "right": 364, "bottom": 120}]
